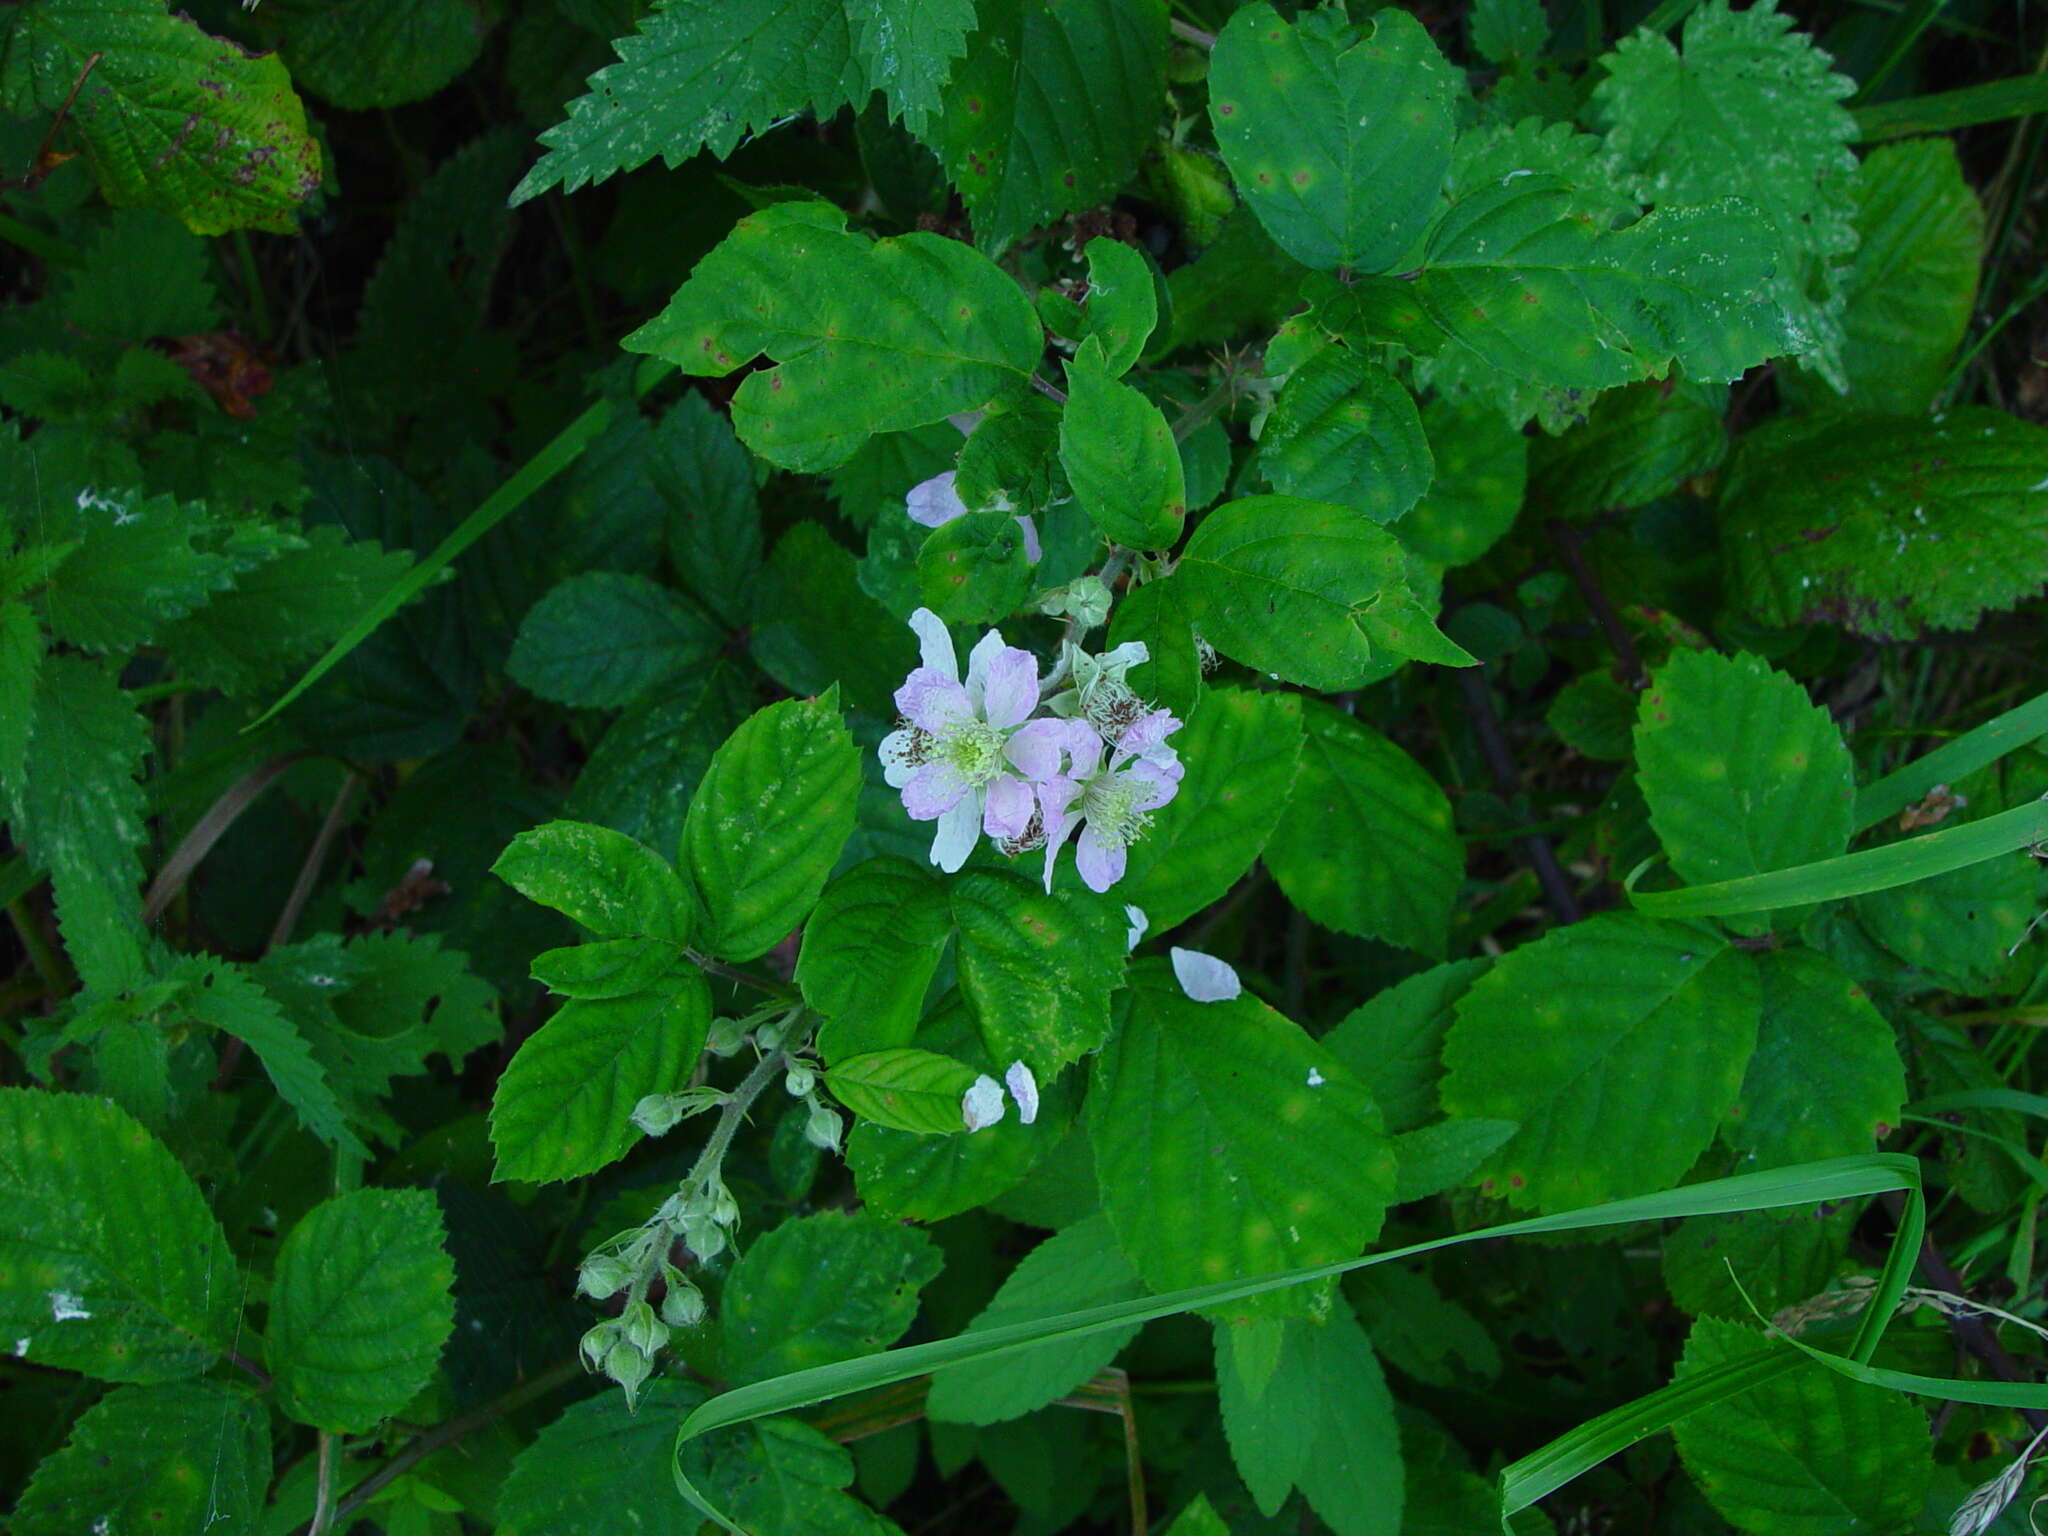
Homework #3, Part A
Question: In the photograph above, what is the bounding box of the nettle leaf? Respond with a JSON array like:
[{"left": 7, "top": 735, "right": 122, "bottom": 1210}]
[
  {"left": 1091, "top": 964, "right": 1397, "bottom": 1318},
  {"left": 38, "top": 492, "right": 234, "bottom": 651},
  {"left": 1173, "top": 495, "right": 1474, "bottom": 692},
  {"left": 1060, "top": 338, "right": 1186, "bottom": 550},
  {"left": 926, "top": 1213, "right": 1145, "bottom": 1425},
  {"left": 494, "top": 820, "right": 694, "bottom": 944},
  {"left": 1263, "top": 698, "right": 1461, "bottom": 957},
  {"left": 1591, "top": 0, "right": 1858, "bottom": 385},
  {"left": 1076, "top": 236, "right": 1158, "bottom": 376},
  {"left": 7, "top": 655, "right": 149, "bottom": 993},
  {"left": 1322, "top": 958, "right": 1488, "bottom": 1135},
  {"left": 932, "top": 0, "right": 1169, "bottom": 253},
  {"left": 826, "top": 1048, "right": 980, "bottom": 1135},
  {"left": 1729, "top": 948, "right": 1904, "bottom": 1166},
  {"left": 0, "top": 1088, "right": 238, "bottom": 1382},
  {"left": 499, "top": 1379, "right": 704, "bottom": 1536},
  {"left": 1257, "top": 348, "right": 1432, "bottom": 524},
  {"left": 683, "top": 696, "right": 861, "bottom": 961},
  {"left": 1208, "top": 3, "right": 1456, "bottom": 273},
  {"left": 801, "top": 858, "right": 953, "bottom": 1060},
  {"left": 8, "top": 1381, "right": 268, "bottom": 1536},
  {"left": 565, "top": 664, "right": 752, "bottom": 859},
  {"left": 720, "top": 1210, "right": 942, "bottom": 1386},
  {"left": 626, "top": 200, "right": 1041, "bottom": 472},
  {"left": 0, "top": 0, "right": 321, "bottom": 233},
  {"left": 57, "top": 207, "right": 221, "bottom": 340},
  {"left": 1807, "top": 139, "right": 1981, "bottom": 414},
  {"left": 1346, "top": 179, "right": 1795, "bottom": 406},
  {"left": 1216, "top": 1303, "right": 1403, "bottom": 1532},
  {"left": 1527, "top": 378, "right": 1726, "bottom": 520},
  {"left": 0, "top": 602, "right": 40, "bottom": 788},
  {"left": 510, "top": 0, "right": 863, "bottom": 200},
  {"left": 274, "top": 0, "right": 485, "bottom": 109},
  {"left": 1674, "top": 1318, "right": 1933, "bottom": 1532},
  {"left": 268, "top": 1187, "right": 456, "bottom": 1433},
  {"left": 489, "top": 976, "right": 710, "bottom": 1182},
  {"left": 1635, "top": 649, "right": 1854, "bottom": 915},
  {"left": 1470, "top": 0, "right": 1547, "bottom": 65},
  {"left": 1439, "top": 914, "right": 1760, "bottom": 1212},
  {"left": 1720, "top": 407, "right": 2048, "bottom": 639},
  {"left": 507, "top": 571, "right": 722, "bottom": 710},
  {"left": 950, "top": 869, "right": 1125, "bottom": 1075},
  {"left": 851, "top": 0, "right": 976, "bottom": 131},
  {"left": 1120, "top": 686, "right": 1304, "bottom": 931}
]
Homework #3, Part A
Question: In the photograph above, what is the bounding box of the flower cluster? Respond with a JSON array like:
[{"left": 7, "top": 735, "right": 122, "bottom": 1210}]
[{"left": 880, "top": 608, "right": 1185, "bottom": 893}]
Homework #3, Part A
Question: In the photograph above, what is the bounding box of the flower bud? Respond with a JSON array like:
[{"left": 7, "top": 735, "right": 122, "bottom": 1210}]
[
  {"left": 577, "top": 1252, "right": 634, "bottom": 1301},
  {"left": 660, "top": 1273, "right": 707, "bottom": 1330},
  {"left": 605, "top": 1338, "right": 652, "bottom": 1404},
  {"left": 620, "top": 1298, "right": 667, "bottom": 1356},
  {"left": 632, "top": 1093, "right": 685, "bottom": 1137},
  {"left": 705, "top": 1017, "right": 748, "bottom": 1057},
  {"left": 784, "top": 1062, "right": 817, "bottom": 1098},
  {"left": 681, "top": 1214, "right": 727, "bottom": 1263},
  {"left": 803, "top": 1099, "right": 842, "bottom": 1152},
  {"left": 579, "top": 1320, "right": 618, "bottom": 1372}
]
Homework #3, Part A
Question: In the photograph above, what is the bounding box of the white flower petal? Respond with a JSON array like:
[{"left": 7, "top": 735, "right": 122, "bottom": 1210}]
[
  {"left": 1004, "top": 1060, "right": 1040, "bottom": 1125},
  {"left": 962, "top": 1074, "right": 1007, "bottom": 1132},
  {"left": 907, "top": 470, "right": 969, "bottom": 528},
  {"left": 930, "top": 793, "right": 982, "bottom": 872},
  {"left": 1124, "top": 904, "right": 1149, "bottom": 951},
  {"left": 907, "top": 607, "right": 958, "bottom": 681},
  {"left": 1171, "top": 947, "right": 1242, "bottom": 1003}
]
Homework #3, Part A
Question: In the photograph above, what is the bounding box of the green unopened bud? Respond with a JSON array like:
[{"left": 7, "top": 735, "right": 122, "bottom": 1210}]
[
  {"left": 754, "top": 1018, "right": 786, "bottom": 1053},
  {"left": 705, "top": 1017, "right": 748, "bottom": 1057},
  {"left": 577, "top": 1252, "right": 634, "bottom": 1300},
  {"left": 682, "top": 1215, "right": 727, "bottom": 1262},
  {"left": 579, "top": 1320, "right": 618, "bottom": 1372},
  {"left": 620, "top": 1298, "right": 667, "bottom": 1356},
  {"left": 660, "top": 1271, "right": 707, "bottom": 1329},
  {"left": 707, "top": 1179, "right": 739, "bottom": 1226},
  {"left": 632, "top": 1093, "right": 685, "bottom": 1137},
  {"left": 605, "top": 1338, "right": 652, "bottom": 1405},
  {"left": 804, "top": 1098, "right": 842, "bottom": 1152},
  {"left": 784, "top": 1062, "right": 817, "bottom": 1097}
]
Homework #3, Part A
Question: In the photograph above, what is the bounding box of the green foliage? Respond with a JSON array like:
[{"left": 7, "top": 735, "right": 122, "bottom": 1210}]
[
  {"left": 273, "top": 0, "right": 485, "bottom": 110},
  {"left": 1257, "top": 348, "right": 1433, "bottom": 525},
  {"left": 824, "top": 1047, "right": 978, "bottom": 1134},
  {"left": 494, "top": 820, "right": 693, "bottom": 944},
  {"left": 1059, "top": 339, "right": 1185, "bottom": 550},
  {"left": 508, "top": 572, "right": 722, "bottom": 709},
  {"left": 497, "top": 1379, "right": 704, "bottom": 1535},
  {"left": 268, "top": 1187, "right": 456, "bottom": 1431}
]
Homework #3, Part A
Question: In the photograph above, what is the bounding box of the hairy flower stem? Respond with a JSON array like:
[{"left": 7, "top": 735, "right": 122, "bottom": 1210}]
[{"left": 685, "top": 1034, "right": 799, "bottom": 1199}]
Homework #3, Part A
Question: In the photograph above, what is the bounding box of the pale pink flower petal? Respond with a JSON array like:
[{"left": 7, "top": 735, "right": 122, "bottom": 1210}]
[
  {"left": 962, "top": 1074, "right": 1007, "bottom": 1132},
  {"left": 1004, "top": 718, "right": 1071, "bottom": 782},
  {"left": 962, "top": 629, "right": 1007, "bottom": 714},
  {"left": 1116, "top": 708, "right": 1183, "bottom": 764},
  {"left": 1128, "top": 758, "right": 1183, "bottom": 811},
  {"left": 982, "top": 774, "right": 1035, "bottom": 840},
  {"left": 1037, "top": 778, "right": 1084, "bottom": 892},
  {"left": 895, "top": 669, "right": 972, "bottom": 734},
  {"left": 1004, "top": 1061, "right": 1040, "bottom": 1125},
  {"left": 976, "top": 646, "right": 1041, "bottom": 730},
  {"left": 907, "top": 471, "right": 969, "bottom": 529},
  {"left": 904, "top": 761, "right": 972, "bottom": 821},
  {"left": 1015, "top": 515, "right": 1042, "bottom": 564},
  {"left": 1064, "top": 720, "right": 1105, "bottom": 780},
  {"left": 930, "top": 794, "right": 982, "bottom": 872},
  {"left": 1170, "top": 947, "right": 1242, "bottom": 1002},
  {"left": 1075, "top": 825, "right": 1126, "bottom": 892}
]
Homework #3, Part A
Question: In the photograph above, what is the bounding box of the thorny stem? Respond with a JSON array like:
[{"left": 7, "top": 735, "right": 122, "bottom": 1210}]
[
  {"left": 1169, "top": 378, "right": 1232, "bottom": 444},
  {"left": 307, "top": 1432, "right": 337, "bottom": 1536},
  {"left": 1030, "top": 373, "right": 1069, "bottom": 404},
  {"left": 1170, "top": 16, "right": 1217, "bottom": 48},
  {"left": 684, "top": 949, "right": 799, "bottom": 1001},
  {"left": 1455, "top": 667, "right": 1583, "bottom": 925},
  {"left": 1547, "top": 520, "right": 1647, "bottom": 690}
]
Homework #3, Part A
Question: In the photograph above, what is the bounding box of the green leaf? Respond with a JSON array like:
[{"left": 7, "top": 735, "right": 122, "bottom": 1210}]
[
  {"left": 655, "top": 392, "right": 762, "bottom": 628},
  {"left": 852, "top": 0, "right": 975, "bottom": 131},
  {"left": 1673, "top": 1317, "right": 1933, "bottom": 1533},
  {"left": 7, "top": 655, "right": 149, "bottom": 992},
  {"left": 926, "top": 1214, "right": 1144, "bottom": 1424},
  {"left": 1059, "top": 338, "right": 1186, "bottom": 550},
  {"left": 1470, "top": 0, "right": 1547, "bottom": 65},
  {"left": 1257, "top": 348, "right": 1432, "bottom": 524},
  {"left": 1163, "top": 1493, "right": 1230, "bottom": 1536},
  {"left": 950, "top": 869, "right": 1125, "bottom": 1075},
  {"left": 268, "top": 1187, "right": 456, "bottom": 1433},
  {"left": 721, "top": 1210, "right": 942, "bottom": 1386},
  {"left": 275, "top": 0, "right": 484, "bottom": 108},
  {"left": 530, "top": 935, "right": 690, "bottom": 999},
  {"left": 1173, "top": 495, "right": 1473, "bottom": 690},
  {"left": 510, "top": 0, "right": 862, "bottom": 200},
  {"left": 498, "top": 1379, "right": 705, "bottom": 1536},
  {"left": 1322, "top": 958, "right": 1487, "bottom": 1135},
  {"left": 1208, "top": 3, "right": 1456, "bottom": 273},
  {"left": 825, "top": 1048, "right": 981, "bottom": 1135},
  {"left": 1107, "top": 572, "right": 1203, "bottom": 719},
  {"left": 0, "top": 1088, "right": 237, "bottom": 1382},
  {"left": 683, "top": 696, "right": 861, "bottom": 961},
  {"left": 1392, "top": 1117, "right": 1519, "bottom": 1203},
  {"left": 1215, "top": 1303, "right": 1403, "bottom": 1532},
  {"left": 1856, "top": 846, "right": 2038, "bottom": 996},
  {"left": 1119, "top": 686, "right": 1304, "bottom": 930},
  {"left": 1730, "top": 949, "right": 1904, "bottom": 1167},
  {"left": 915, "top": 507, "right": 1034, "bottom": 622},
  {"left": 1663, "top": 1204, "right": 1856, "bottom": 1319},
  {"left": 1263, "top": 698, "right": 1461, "bottom": 957},
  {"left": 8, "top": 1382, "right": 268, "bottom": 1536},
  {"left": 1590, "top": 0, "right": 1858, "bottom": 385},
  {"left": 493, "top": 819, "right": 693, "bottom": 944},
  {"left": 679, "top": 1417, "right": 891, "bottom": 1536},
  {"left": 1635, "top": 650, "right": 1855, "bottom": 914},
  {"left": 625, "top": 201, "right": 1042, "bottom": 472},
  {"left": 1389, "top": 398, "right": 1526, "bottom": 567},
  {"left": 931, "top": 0, "right": 1169, "bottom": 253},
  {"left": 0, "top": 601, "right": 42, "bottom": 790},
  {"left": 489, "top": 978, "right": 709, "bottom": 1182},
  {"left": 1720, "top": 408, "right": 2048, "bottom": 639},
  {"left": 1440, "top": 914, "right": 1760, "bottom": 1212},
  {"left": 0, "top": 0, "right": 322, "bottom": 233},
  {"left": 754, "top": 522, "right": 917, "bottom": 716},
  {"left": 954, "top": 397, "right": 1061, "bottom": 514},
  {"left": 1076, "top": 236, "right": 1158, "bottom": 376},
  {"left": 57, "top": 208, "right": 220, "bottom": 340},
  {"left": 171, "top": 955, "right": 365, "bottom": 1158},
  {"left": 565, "top": 664, "right": 752, "bottom": 860},
  {"left": 507, "top": 571, "right": 722, "bottom": 709},
  {"left": 1091, "top": 964, "right": 1397, "bottom": 1316},
  {"left": 800, "top": 858, "right": 953, "bottom": 1060},
  {"left": 1527, "top": 378, "right": 1726, "bottom": 520},
  {"left": 1796, "top": 138, "right": 1980, "bottom": 413}
]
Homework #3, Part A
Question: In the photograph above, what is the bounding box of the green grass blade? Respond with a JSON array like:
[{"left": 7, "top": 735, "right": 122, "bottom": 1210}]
[
  {"left": 246, "top": 394, "right": 626, "bottom": 730},
  {"left": 1854, "top": 687, "right": 2048, "bottom": 830},
  {"left": 672, "top": 1155, "right": 1923, "bottom": 1532},
  {"left": 1854, "top": 72, "right": 2048, "bottom": 140},
  {"left": 1630, "top": 797, "right": 2048, "bottom": 918}
]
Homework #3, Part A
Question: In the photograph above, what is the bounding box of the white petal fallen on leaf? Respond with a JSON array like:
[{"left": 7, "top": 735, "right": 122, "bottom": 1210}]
[
  {"left": 1171, "top": 947, "right": 1241, "bottom": 1002},
  {"left": 1307, "top": 1068, "right": 1326, "bottom": 1087},
  {"left": 1124, "top": 904, "right": 1149, "bottom": 951},
  {"left": 1004, "top": 1060, "right": 1040, "bottom": 1124},
  {"left": 962, "top": 1074, "right": 1007, "bottom": 1132},
  {"left": 49, "top": 1291, "right": 90, "bottom": 1322}
]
